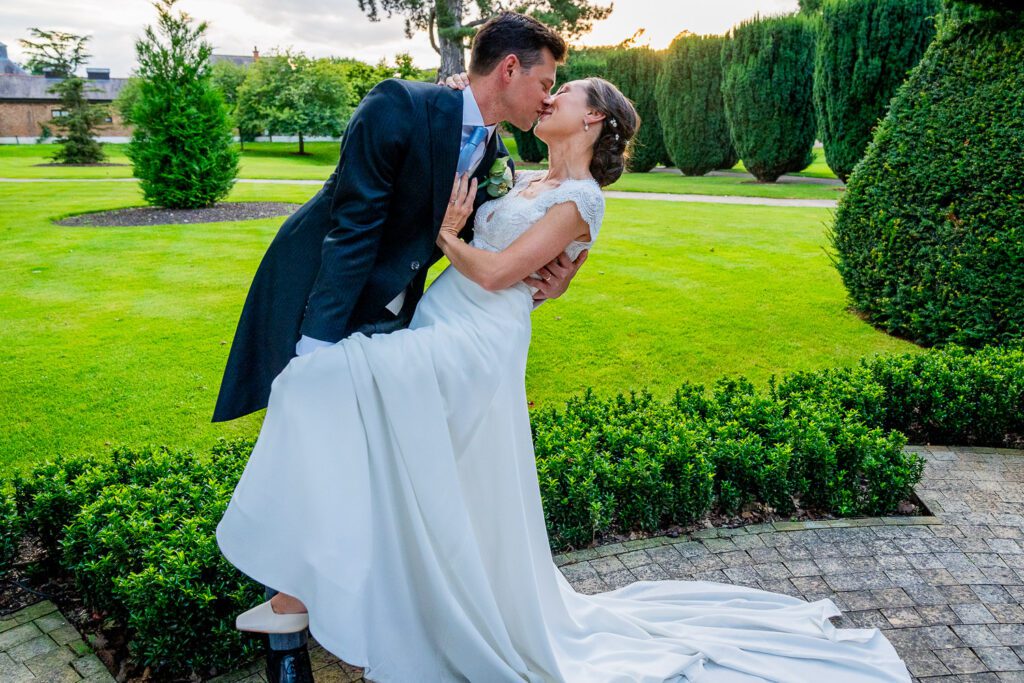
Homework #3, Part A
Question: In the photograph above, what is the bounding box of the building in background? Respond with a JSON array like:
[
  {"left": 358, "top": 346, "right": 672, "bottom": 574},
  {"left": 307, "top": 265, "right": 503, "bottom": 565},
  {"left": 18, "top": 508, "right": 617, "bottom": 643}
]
[{"left": 0, "top": 44, "right": 260, "bottom": 144}]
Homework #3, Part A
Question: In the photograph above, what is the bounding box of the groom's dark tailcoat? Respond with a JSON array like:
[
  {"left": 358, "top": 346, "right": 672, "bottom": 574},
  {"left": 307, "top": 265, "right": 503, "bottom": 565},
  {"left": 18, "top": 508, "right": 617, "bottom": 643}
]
[{"left": 212, "top": 78, "right": 512, "bottom": 422}]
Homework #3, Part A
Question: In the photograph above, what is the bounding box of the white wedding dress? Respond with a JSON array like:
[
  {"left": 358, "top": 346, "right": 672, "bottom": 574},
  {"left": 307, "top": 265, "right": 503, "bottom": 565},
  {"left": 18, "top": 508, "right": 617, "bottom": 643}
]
[{"left": 216, "top": 170, "right": 911, "bottom": 682}]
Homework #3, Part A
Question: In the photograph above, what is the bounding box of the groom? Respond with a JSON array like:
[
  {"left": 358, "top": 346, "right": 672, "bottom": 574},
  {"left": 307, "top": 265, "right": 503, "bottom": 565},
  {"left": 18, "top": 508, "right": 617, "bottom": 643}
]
[{"left": 213, "top": 12, "right": 583, "bottom": 423}]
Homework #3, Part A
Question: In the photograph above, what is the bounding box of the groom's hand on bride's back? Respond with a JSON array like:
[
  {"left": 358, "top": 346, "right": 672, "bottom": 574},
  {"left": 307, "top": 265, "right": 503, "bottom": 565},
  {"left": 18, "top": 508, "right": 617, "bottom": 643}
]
[{"left": 528, "top": 250, "right": 588, "bottom": 304}]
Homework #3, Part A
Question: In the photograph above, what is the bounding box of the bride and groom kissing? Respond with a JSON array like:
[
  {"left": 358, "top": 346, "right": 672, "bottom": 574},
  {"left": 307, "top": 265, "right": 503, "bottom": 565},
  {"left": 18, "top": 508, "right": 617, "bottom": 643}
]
[{"left": 211, "top": 10, "right": 912, "bottom": 683}]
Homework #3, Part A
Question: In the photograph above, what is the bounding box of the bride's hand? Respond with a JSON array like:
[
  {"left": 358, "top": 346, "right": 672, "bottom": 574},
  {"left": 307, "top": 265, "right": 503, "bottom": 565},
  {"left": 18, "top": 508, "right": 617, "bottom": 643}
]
[
  {"left": 438, "top": 173, "right": 478, "bottom": 245},
  {"left": 437, "top": 72, "right": 470, "bottom": 90}
]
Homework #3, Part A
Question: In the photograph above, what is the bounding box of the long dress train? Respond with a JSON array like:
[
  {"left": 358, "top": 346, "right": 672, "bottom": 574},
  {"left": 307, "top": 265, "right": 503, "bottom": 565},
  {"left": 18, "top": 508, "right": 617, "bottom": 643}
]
[{"left": 216, "top": 171, "right": 912, "bottom": 682}]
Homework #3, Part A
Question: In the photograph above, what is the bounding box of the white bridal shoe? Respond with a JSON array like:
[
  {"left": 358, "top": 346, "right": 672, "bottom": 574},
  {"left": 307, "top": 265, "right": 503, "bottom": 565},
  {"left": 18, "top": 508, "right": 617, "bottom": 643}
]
[{"left": 235, "top": 598, "right": 309, "bottom": 634}]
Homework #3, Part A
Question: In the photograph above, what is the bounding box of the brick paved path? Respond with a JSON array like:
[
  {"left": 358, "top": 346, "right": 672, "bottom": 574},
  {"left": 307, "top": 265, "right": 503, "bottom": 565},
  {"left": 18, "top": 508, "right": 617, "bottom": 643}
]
[
  {"left": 0, "top": 600, "right": 113, "bottom": 682},
  {"left": 8, "top": 445, "right": 1024, "bottom": 682}
]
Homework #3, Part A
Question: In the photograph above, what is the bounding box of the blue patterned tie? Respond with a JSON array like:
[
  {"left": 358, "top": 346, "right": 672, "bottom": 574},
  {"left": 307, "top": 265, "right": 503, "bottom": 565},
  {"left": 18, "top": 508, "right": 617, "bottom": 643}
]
[{"left": 456, "top": 125, "right": 488, "bottom": 175}]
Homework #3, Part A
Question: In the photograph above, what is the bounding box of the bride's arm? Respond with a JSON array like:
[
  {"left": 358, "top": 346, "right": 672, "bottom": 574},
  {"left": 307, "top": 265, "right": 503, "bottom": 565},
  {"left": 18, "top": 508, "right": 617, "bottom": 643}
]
[{"left": 437, "top": 174, "right": 589, "bottom": 292}]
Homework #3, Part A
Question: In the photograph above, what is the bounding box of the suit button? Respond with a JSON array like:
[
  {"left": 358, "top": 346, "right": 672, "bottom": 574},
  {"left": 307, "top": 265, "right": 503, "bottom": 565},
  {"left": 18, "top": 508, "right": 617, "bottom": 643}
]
[{"left": 410, "top": 261, "right": 421, "bottom": 271}]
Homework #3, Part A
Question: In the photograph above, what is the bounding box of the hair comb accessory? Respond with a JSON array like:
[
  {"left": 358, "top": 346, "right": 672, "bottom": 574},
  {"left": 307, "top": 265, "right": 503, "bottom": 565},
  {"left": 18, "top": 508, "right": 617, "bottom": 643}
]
[{"left": 609, "top": 118, "right": 618, "bottom": 128}]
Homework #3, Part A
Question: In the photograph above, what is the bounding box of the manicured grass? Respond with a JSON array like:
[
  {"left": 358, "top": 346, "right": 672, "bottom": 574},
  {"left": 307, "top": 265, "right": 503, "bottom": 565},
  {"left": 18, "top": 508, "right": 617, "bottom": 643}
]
[
  {"left": 0, "top": 181, "right": 918, "bottom": 475},
  {"left": 607, "top": 173, "right": 843, "bottom": 201},
  {"left": 0, "top": 142, "right": 842, "bottom": 200}
]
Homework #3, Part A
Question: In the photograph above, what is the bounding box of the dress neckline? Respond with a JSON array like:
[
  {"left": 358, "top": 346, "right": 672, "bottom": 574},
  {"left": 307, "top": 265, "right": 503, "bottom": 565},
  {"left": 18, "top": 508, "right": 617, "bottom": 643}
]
[{"left": 513, "top": 170, "right": 599, "bottom": 201}]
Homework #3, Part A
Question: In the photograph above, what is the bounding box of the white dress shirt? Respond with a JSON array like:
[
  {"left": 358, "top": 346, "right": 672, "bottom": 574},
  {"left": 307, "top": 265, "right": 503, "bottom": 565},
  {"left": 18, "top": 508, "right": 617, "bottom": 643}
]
[
  {"left": 383, "top": 86, "right": 496, "bottom": 316},
  {"left": 297, "top": 86, "right": 497, "bottom": 355}
]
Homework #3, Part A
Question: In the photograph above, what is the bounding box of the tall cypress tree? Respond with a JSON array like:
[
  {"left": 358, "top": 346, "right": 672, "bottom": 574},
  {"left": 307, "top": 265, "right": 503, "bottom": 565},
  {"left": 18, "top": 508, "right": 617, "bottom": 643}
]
[
  {"left": 721, "top": 15, "right": 817, "bottom": 182},
  {"left": 814, "top": 0, "right": 939, "bottom": 182},
  {"left": 655, "top": 34, "right": 737, "bottom": 176},
  {"left": 604, "top": 47, "right": 666, "bottom": 173},
  {"left": 126, "top": 0, "right": 238, "bottom": 209}
]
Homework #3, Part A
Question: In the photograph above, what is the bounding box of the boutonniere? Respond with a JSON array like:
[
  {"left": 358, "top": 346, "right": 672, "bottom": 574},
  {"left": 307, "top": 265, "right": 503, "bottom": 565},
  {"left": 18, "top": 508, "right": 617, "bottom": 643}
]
[{"left": 481, "top": 156, "right": 514, "bottom": 198}]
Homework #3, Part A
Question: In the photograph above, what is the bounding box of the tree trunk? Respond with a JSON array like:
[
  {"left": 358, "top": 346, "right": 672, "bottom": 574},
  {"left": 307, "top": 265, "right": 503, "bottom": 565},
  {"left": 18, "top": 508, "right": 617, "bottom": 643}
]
[
  {"left": 298, "top": 132, "right": 305, "bottom": 155},
  {"left": 436, "top": 0, "right": 466, "bottom": 79},
  {"left": 239, "top": 128, "right": 244, "bottom": 152}
]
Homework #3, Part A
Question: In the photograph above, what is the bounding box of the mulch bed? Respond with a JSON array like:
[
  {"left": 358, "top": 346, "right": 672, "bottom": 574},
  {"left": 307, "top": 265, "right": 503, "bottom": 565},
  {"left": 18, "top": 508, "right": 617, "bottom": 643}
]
[{"left": 55, "top": 202, "right": 302, "bottom": 227}]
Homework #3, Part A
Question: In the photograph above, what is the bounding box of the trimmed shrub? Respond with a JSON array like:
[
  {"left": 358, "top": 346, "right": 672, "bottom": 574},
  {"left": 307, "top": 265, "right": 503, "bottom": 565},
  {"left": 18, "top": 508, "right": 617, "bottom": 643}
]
[
  {"left": 510, "top": 126, "right": 548, "bottom": 163},
  {"left": 125, "top": 0, "right": 238, "bottom": 208},
  {"left": 604, "top": 48, "right": 667, "bottom": 172},
  {"left": 656, "top": 34, "right": 737, "bottom": 175},
  {"left": 12, "top": 441, "right": 260, "bottom": 677},
  {"left": 830, "top": 9, "right": 1024, "bottom": 346},
  {"left": 0, "top": 491, "right": 20, "bottom": 577},
  {"left": 721, "top": 14, "right": 818, "bottom": 182},
  {"left": 814, "top": 0, "right": 939, "bottom": 182},
  {"left": 7, "top": 343, "right": 1024, "bottom": 670}
]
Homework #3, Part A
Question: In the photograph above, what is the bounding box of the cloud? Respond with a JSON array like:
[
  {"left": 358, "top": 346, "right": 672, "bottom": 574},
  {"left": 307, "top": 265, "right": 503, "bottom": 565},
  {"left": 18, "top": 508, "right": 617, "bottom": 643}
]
[{"left": 1, "top": 0, "right": 802, "bottom": 76}]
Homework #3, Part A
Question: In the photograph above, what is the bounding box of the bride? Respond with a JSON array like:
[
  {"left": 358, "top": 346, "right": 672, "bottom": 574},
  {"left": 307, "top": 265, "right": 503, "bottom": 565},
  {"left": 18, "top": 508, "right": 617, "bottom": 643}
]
[{"left": 215, "top": 74, "right": 911, "bottom": 682}]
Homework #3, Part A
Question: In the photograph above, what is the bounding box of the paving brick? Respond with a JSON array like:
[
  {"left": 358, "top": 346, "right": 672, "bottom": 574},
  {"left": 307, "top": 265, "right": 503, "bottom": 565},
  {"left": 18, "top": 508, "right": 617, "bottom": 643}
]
[
  {"left": 23, "top": 644, "right": 75, "bottom": 675},
  {"left": 933, "top": 647, "right": 988, "bottom": 674},
  {"left": 0, "top": 623, "right": 42, "bottom": 651},
  {"left": 824, "top": 571, "right": 893, "bottom": 592},
  {"left": 883, "top": 607, "right": 926, "bottom": 628},
  {"left": 953, "top": 603, "right": 999, "bottom": 624},
  {"left": 952, "top": 624, "right": 1003, "bottom": 647},
  {"left": 7, "top": 633, "right": 58, "bottom": 663},
  {"left": 975, "top": 647, "right": 1024, "bottom": 672},
  {"left": 12, "top": 601, "right": 57, "bottom": 623},
  {"left": 631, "top": 563, "right": 670, "bottom": 581}
]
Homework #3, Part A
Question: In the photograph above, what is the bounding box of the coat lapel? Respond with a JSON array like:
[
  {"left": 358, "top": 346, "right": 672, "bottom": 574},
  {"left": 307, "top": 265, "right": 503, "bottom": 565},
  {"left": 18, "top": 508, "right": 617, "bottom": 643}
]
[{"left": 430, "top": 89, "right": 463, "bottom": 231}]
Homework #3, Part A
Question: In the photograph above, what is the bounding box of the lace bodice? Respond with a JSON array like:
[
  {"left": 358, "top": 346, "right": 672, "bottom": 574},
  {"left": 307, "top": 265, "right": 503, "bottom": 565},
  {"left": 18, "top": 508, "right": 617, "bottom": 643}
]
[{"left": 471, "top": 169, "right": 604, "bottom": 263}]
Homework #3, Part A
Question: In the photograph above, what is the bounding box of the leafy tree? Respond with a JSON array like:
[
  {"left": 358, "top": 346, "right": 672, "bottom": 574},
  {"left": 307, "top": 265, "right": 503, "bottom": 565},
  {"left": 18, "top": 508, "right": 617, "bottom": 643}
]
[
  {"left": 814, "top": 0, "right": 939, "bottom": 182},
  {"left": 125, "top": 0, "right": 238, "bottom": 209},
  {"left": 211, "top": 60, "right": 259, "bottom": 150},
  {"left": 236, "top": 53, "right": 352, "bottom": 155},
  {"left": 604, "top": 47, "right": 667, "bottom": 173},
  {"left": 19, "top": 29, "right": 106, "bottom": 164},
  {"left": 357, "top": 0, "right": 613, "bottom": 77},
  {"left": 799, "top": 0, "right": 824, "bottom": 12},
  {"left": 720, "top": 14, "right": 817, "bottom": 182},
  {"left": 656, "top": 33, "right": 737, "bottom": 176}
]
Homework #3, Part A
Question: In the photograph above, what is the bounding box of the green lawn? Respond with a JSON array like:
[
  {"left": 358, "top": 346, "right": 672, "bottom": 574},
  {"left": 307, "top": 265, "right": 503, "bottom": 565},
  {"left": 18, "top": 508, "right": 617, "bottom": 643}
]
[
  {"left": 0, "top": 142, "right": 842, "bottom": 200},
  {"left": 0, "top": 180, "right": 917, "bottom": 475}
]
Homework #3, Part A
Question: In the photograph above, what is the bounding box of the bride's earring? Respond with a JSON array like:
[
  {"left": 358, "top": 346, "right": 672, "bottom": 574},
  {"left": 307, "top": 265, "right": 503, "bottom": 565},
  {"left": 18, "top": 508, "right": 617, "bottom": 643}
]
[{"left": 583, "top": 118, "right": 590, "bottom": 132}]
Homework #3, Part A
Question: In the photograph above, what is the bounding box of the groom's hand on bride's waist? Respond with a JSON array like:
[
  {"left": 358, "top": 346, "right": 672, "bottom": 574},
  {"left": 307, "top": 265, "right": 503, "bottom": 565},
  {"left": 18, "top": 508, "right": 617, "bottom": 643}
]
[{"left": 527, "top": 250, "right": 588, "bottom": 306}]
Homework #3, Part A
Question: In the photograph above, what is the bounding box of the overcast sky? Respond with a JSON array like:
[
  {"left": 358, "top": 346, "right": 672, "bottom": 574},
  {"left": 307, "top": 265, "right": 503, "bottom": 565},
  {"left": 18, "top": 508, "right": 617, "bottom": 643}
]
[{"left": 1, "top": 0, "right": 798, "bottom": 77}]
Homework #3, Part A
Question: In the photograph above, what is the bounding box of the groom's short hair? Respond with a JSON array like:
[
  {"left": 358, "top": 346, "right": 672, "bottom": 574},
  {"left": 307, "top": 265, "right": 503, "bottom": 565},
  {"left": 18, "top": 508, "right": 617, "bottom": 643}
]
[{"left": 469, "top": 12, "right": 567, "bottom": 76}]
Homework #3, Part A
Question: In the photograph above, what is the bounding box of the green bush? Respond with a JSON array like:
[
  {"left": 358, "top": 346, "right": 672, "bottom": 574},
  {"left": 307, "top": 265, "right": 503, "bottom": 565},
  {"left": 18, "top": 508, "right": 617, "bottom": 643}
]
[
  {"left": 510, "top": 126, "right": 548, "bottom": 163},
  {"left": 656, "top": 34, "right": 737, "bottom": 176},
  {"left": 721, "top": 14, "right": 818, "bottom": 181},
  {"left": 9, "top": 343, "right": 1024, "bottom": 671},
  {"left": 0, "top": 490, "right": 21, "bottom": 577},
  {"left": 125, "top": 0, "right": 238, "bottom": 209},
  {"left": 814, "top": 0, "right": 939, "bottom": 182},
  {"left": 12, "top": 441, "right": 260, "bottom": 677},
  {"left": 604, "top": 48, "right": 667, "bottom": 173},
  {"left": 830, "top": 9, "right": 1024, "bottom": 347}
]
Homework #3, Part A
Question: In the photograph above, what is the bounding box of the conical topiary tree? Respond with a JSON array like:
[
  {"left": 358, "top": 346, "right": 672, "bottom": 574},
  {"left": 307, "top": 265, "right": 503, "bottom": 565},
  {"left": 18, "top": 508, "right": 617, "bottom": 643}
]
[
  {"left": 720, "top": 14, "right": 817, "bottom": 182},
  {"left": 655, "top": 33, "right": 737, "bottom": 176},
  {"left": 830, "top": 5, "right": 1024, "bottom": 347},
  {"left": 604, "top": 47, "right": 666, "bottom": 173},
  {"left": 510, "top": 126, "right": 548, "bottom": 163},
  {"left": 126, "top": 0, "right": 238, "bottom": 209},
  {"left": 814, "top": 0, "right": 939, "bottom": 182}
]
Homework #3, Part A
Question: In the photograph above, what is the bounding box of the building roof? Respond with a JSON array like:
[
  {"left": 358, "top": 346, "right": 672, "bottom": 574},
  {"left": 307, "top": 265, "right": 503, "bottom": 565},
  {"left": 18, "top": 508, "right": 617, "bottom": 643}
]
[
  {"left": 211, "top": 54, "right": 255, "bottom": 67},
  {"left": 0, "top": 41, "right": 28, "bottom": 75},
  {"left": 0, "top": 74, "right": 128, "bottom": 101}
]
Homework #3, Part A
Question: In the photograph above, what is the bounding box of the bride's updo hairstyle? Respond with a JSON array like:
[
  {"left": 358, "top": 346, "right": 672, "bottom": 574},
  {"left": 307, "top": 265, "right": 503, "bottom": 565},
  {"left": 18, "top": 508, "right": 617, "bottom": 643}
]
[{"left": 583, "top": 78, "right": 640, "bottom": 187}]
